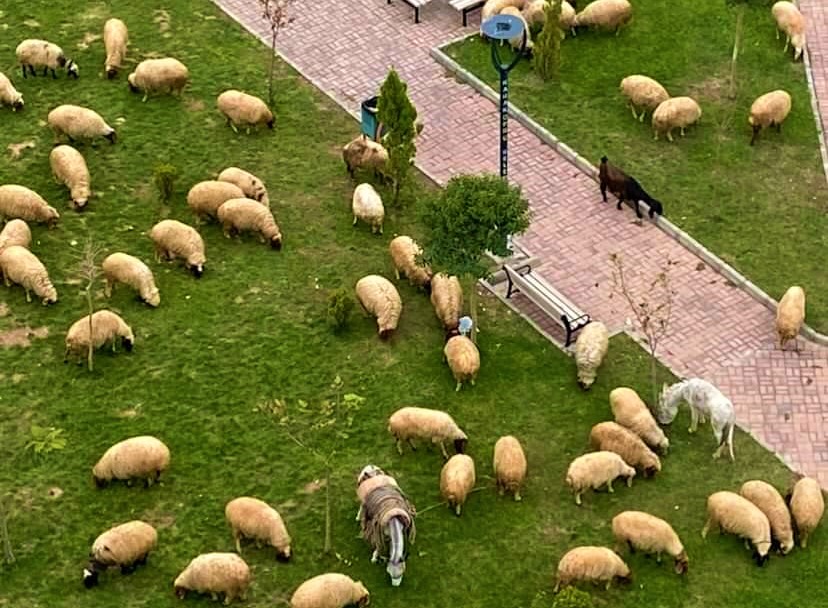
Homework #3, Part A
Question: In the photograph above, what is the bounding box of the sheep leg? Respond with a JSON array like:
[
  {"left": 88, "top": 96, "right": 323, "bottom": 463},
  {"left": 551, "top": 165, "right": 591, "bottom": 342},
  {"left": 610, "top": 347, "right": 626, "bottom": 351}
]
[
  {"left": 626, "top": 475, "right": 633, "bottom": 487},
  {"left": 776, "top": 28, "right": 780, "bottom": 40},
  {"left": 701, "top": 517, "right": 712, "bottom": 538},
  {"left": 600, "top": 182, "right": 608, "bottom": 203},
  {"left": 775, "top": 123, "right": 782, "bottom": 134},
  {"left": 689, "top": 407, "right": 699, "bottom": 433},
  {"left": 454, "top": 503, "right": 462, "bottom": 516},
  {"left": 455, "top": 381, "right": 462, "bottom": 392},
  {"left": 371, "top": 549, "right": 380, "bottom": 563},
  {"left": 801, "top": 533, "right": 809, "bottom": 549},
  {"left": 439, "top": 441, "right": 450, "bottom": 460},
  {"left": 656, "top": 552, "right": 662, "bottom": 563},
  {"left": 142, "top": 93, "right": 148, "bottom": 103},
  {"left": 104, "top": 280, "right": 113, "bottom": 298},
  {"left": 607, "top": 479, "right": 614, "bottom": 493},
  {"left": 394, "top": 268, "right": 400, "bottom": 280},
  {"left": 629, "top": 104, "right": 638, "bottom": 120},
  {"left": 24, "top": 288, "right": 31, "bottom": 303},
  {"left": 355, "top": 504, "right": 363, "bottom": 522},
  {"left": 627, "top": 540, "right": 635, "bottom": 554},
  {"left": 574, "top": 492, "right": 582, "bottom": 506},
  {"left": 395, "top": 437, "right": 404, "bottom": 455},
  {"left": 43, "top": 66, "right": 49, "bottom": 77},
  {"left": 639, "top": 110, "right": 646, "bottom": 123},
  {"left": 680, "top": 127, "right": 686, "bottom": 137},
  {"left": 233, "top": 532, "right": 242, "bottom": 554},
  {"left": 783, "top": 36, "right": 790, "bottom": 53},
  {"left": 750, "top": 125, "right": 760, "bottom": 146},
  {"left": 352, "top": 215, "right": 358, "bottom": 226},
  {"left": 120, "top": 563, "right": 136, "bottom": 575},
  {"left": 21, "top": 65, "right": 27, "bottom": 79},
  {"left": 229, "top": 122, "right": 238, "bottom": 134},
  {"left": 666, "top": 130, "right": 674, "bottom": 142},
  {"left": 3, "top": 274, "right": 10, "bottom": 287},
  {"left": 407, "top": 438, "right": 417, "bottom": 452}
]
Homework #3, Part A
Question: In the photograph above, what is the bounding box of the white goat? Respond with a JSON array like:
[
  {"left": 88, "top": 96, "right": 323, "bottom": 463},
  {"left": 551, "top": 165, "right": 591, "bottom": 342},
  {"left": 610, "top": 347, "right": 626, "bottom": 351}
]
[{"left": 657, "top": 379, "right": 735, "bottom": 461}]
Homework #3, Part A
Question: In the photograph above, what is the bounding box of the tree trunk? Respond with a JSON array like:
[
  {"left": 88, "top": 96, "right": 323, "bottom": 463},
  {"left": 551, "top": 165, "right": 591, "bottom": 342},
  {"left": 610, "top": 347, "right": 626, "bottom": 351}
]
[
  {"left": 86, "top": 286, "right": 94, "bottom": 372},
  {"left": 268, "top": 31, "right": 277, "bottom": 108},
  {"left": 649, "top": 346, "right": 658, "bottom": 408},
  {"left": 728, "top": 6, "right": 744, "bottom": 99},
  {"left": 467, "top": 273, "right": 478, "bottom": 345},
  {"left": 323, "top": 467, "right": 332, "bottom": 554},
  {"left": 0, "top": 500, "right": 13, "bottom": 565}
]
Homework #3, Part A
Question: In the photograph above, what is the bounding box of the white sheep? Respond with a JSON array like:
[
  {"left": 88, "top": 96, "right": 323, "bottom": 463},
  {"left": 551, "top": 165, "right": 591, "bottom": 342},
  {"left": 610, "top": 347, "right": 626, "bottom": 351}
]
[
  {"left": 83, "top": 520, "right": 157, "bottom": 588},
  {"left": 225, "top": 496, "right": 291, "bottom": 561},
  {"left": 554, "top": 546, "right": 632, "bottom": 592},
  {"left": 499, "top": 7, "right": 534, "bottom": 53},
  {"left": 149, "top": 219, "right": 206, "bottom": 278},
  {"left": 772, "top": 1, "right": 806, "bottom": 61},
  {"left": 0, "top": 245, "right": 57, "bottom": 304},
  {"left": 444, "top": 334, "right": 480, "bottom": 391},
  {"left": 619, "top": 75, "right": 669, "bottom": 122},
  {"left": 186, "top": 181, "right": 246, "bottom": 222},
  {"left": 355, "top": 274, "right": 402, "bottom": 339},
  {"left": 574, "top": 321, "right": 609, "bottom": 390},
  {"left": 352, "top": 183, "right": 385, "bottom": 234},
  {"left": 652, "top": 97, "right": 702, "bottom": 142},
  {"left": 789, "top": 476, "right": 825, "bottom": 548},
  {"left": 102, "top": 252, "right": 160, "bottom": 307},
  {"left": 128, "top": 58, "right": 189, "bottom": 101},
  {"left": 15, "top": 39, "right": 78, "bottom": 79},
  {"left": 523, "top": 1, "right": 576, "bottom": 34},
  {"left": 342, "top": 134, "right": 389, "bottom": 179},
  {"left": 573, "top": 0, "right": 632, "bottom": 34},
  {"left": 493, "top": 435, "right": 527, "bottom": 501},
  {"left": 430, "top": 273, "right": 463, "bottom": 332},
  {"left": 91, "top": 435, "right": 170, "bottom": 487},
  {"left": 103, "top": 18, "right": 128, "bottom": 79},
  {"left": 740, "top": 480, "right": 794, "bottom": 554},
  {"left": 217, "top": 198, "right": 282, "bottom": 249},
  {"left": 0, "top": 72, "right": 24, "bottom": 111},
  {"left": 387, "top": 406, "right": 468, "bottom": 460},
  {"left": 440, "top": 454, "right": 476, "bottom": 516},
  {"left": 565, "top": 451, "right": 636, "bottom": 506},
  {"left": 217, "top": 90, "right": 274, "bottom": 133},
  {"left": 49, "top": 145, "right": 91, "bottom": 210},
  {"left": 47, "top": 104, "right": 116, "bottom": 144},
  {"left": 0, "top": 185, "right": 60, "bottom": 227},
  {"left": 612, "top": 511, "right": 688, "bottom": 574},
  {"left": 481, "top": 0, "right": 526, "bottom": 25},
  {"left": 65, "top": 310, "right": 135, "bottom": 365},
  {"left": 174, "top": 552, "right": 251, "bottom": 604},
  {"left": 609, "top": 387, "right": 669, "bottom": 453},
  {"left": 775, "top": 285, "right": 804, "bottom": 350},
  {"left": 749, "top": 90, "right": 792, "bottom": 146},
  {"left": 0, "top": 219, "right": 32, "bottom": 253},
  {"left": 217, "top": 167, "right": 270, "bottom": 207},
  {"left": 389, "top": 236, "right": 432, "bottom": 289},
  {"left": 589, "top": 421, "right": 661, "bottom": 477},
  {"left": 290, "top": 573, "right": 370, "bottom": 608},
  {"left": 702, "top": 491, "right": 772, "bottom": 565}
]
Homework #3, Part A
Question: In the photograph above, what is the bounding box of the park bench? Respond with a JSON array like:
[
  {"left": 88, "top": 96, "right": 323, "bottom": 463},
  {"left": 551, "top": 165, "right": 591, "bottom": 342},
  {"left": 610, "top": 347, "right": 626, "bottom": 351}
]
[
  {"left": 388, "top": 0, "right": 432, "bottom": 23},
  {"left": 502, "top": 262, "right": 591, "bottom": 347},
  {"left": 449, "top": 0, "right": 486, "bottom": 26}
]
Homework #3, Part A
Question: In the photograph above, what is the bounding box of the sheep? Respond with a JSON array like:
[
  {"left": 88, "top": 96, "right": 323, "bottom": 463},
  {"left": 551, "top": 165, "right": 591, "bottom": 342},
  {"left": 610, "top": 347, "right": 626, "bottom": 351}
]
[
  {"left": 612, "top": 511, "right": 688, "bottom": 574},
  {"left": 0, "top": 220, "right": 32, "bottom": 253},
  {"left": 775, "top": 285, "right": 804, "bottom": 351},
  {"left": 444, "top": 333, "right": 480, "bottom": 391},
  {"left": 103, "top": 18, "right": 128, "bottom": 79},
  {"left": 217, "top": 198, "right": 282, "bottom": 250},
  {"left": 342, "top": 134, "right": 389, "bottom": 180},
  {"left": 619, "top": 75, "right": 669, "bottom": 122},
  {"left": 352, "top": 183, "right": 385, "bottom": 235},
  {"left": 149, "top": 219, "right": 206, "bottom": 278},
  {"left": 0, "top": 72, "right": 24, "bottom": 111},
  {"left": 0, "top": 245, "right": 57, "bottom": 305},
  {"left": 0, "top": 185, "right": 60, "bottom": 227},
  {"left": 355, "top": 465, "right": 401, "bottom": 522},
  {"left": 216, "top": 167, "right": 270, "bottom": 207},
  {"left": 772, "top": 1, "right": 806, "bottom": 61},
  {"left": 499, "top": 7, "right": 534, "bottom": 55},
  {"left": 225, "top": 496, "right": 291, "bottom": 561},
  {"left": 389, "top": 236, "right": 432, "bottom": 289},
  {"left": 290, "top": 573, "right": 370, "bottom": 608},
  {"left": 430, "top": 273, "right": 463, "bottom": 332},
  {"left": 440, "top": 454, "right": 476, "bottom": 516},
  {"left": 49, "top": 145, "right": 91, "bottom": 210},
  {"left": 387, "top": 406, "right": 468, "bottom": 460},
  {"left": 216, "top": 90, "right": 274, "bottom": 133},
  {"left": 589, "top": 421, "right": 661, "bottom": 477},
  {"left": 355, "top": 274, "right": 402, "bottom": 339},
  {"left": 789, "top": 476, "right": 825, "bottom": 548},
  {"left": 65, "top": 310, "right": 135, "bottom": 365},
  {"left": 187, "top": 181, "right": 246, "bottom": 223},
  {"left": 599, "top": 156, "right": 664, "bottom": 219},
  {"left": 573, "top": 0, "right": 632, "bottom": 35},
  {"left": 702, "top": 491, "right": 772, "bottom": 565},
  {"left": 749, "top": 90, "right": 792, "bottom": 146},
  {"left": 481, "top": 0, "right": 527, "bottom": 25},
  {"left": 102, "top": 252, "right": 160, "bottom": 307},
  {"left": 47, "top": 104, "right": 116, "bottom": 145},
  {"left": 83, "top": 520, "right": 157, "bottom": 588},
  {"left": 739, "top": 480, "right": 794, "bottom": 554},
  {"left": 15, "top": 39, "right": 78, "bottom": 79},
  {"left": 127, "top": 58, "right": 189, "bottom": 101},
  {"left": 493, "top": 435, "right": 527, "bottom": 501},
  {"left": 652, "top": 97, "right": 702, "bottom": 142},
  {"left": 554, "top": 546, "right": 632, "bottom": 592},
  {"left": 523, "top": 1, "right": 576, "bottom": 35},
  {"left": 574, "top": 321, "right": 609, "bottom": 389},
  {"left": 565, "top": 451, "right": 636, "bottom": 506},
  {"left": 174, "top": 552, "right": 251, "bottom": 604},
  {"left": 609, "top": 387, "right": 669, "bottom": 453},
  {"left": 91, "top": 435, "right": 169, "bottom": 487}
]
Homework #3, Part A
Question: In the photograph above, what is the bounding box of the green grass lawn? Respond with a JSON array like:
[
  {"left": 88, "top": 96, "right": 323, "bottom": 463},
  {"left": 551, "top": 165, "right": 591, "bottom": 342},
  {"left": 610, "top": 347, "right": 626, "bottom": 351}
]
[
  {"left": 0, "top": 1, "right": 825, "bottom": 607},
  {"left": 446, "top": 0, "right": 828, "bottom": 332}
]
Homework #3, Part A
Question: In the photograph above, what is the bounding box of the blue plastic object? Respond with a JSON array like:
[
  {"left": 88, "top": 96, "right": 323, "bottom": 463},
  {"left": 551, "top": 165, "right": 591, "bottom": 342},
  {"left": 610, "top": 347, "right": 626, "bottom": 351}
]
[
  {"left": 458, "top": 316, "right": 473, "bottom": 337},
  {"left": 480, "top": 13, "right": 525, "bottom": 41}
]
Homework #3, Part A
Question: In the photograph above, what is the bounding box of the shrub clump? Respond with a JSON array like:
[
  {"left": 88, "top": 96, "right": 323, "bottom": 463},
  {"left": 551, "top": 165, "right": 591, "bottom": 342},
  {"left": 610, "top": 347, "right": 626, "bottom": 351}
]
[{"left": 326, "top": 288, "right": 354, "bottom": 332}]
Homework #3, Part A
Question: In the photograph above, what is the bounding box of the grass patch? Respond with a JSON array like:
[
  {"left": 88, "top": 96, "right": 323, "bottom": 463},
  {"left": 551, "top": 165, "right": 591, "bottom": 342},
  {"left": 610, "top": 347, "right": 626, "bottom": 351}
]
[
  {"left": 445, "top": 0, "right": 828, "bottom": 331},
  {"left": 0, "top": 1, "right": 824, "bottom": 607}
]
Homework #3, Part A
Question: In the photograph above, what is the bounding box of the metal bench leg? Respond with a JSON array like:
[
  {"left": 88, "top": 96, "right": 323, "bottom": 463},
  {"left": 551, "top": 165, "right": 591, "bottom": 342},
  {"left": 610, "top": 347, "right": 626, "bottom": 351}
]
[
  {"left": 505, "top": 273, "right": 517, "bottom": 299},
  {"left": 462, "top": 9, "right": 468, "bottom": 26},
  {"left": 562, "top": 316, "right": 574, "bottom": 347},
  {"left": 415, "top": 7, "right": 419, "bottom": 22}
]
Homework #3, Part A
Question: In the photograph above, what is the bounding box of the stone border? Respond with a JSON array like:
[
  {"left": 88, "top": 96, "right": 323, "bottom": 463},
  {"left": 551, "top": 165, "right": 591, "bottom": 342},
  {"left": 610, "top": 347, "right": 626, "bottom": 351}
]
[
  {"left": 432, "top": 41, "right": 828, "bottom": 347},
  {"left": 803, "top": 47, "right": 828, "bottom": 186}
]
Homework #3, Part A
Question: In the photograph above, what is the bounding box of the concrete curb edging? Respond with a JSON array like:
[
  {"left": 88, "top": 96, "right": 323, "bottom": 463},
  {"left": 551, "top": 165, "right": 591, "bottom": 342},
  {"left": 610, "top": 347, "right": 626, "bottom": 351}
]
[
  {"left": 803, "top": 47, "right": 828, "bottom": 187},
  {"left": 432, "top": 41, "right": 828, "bottom": 347}
]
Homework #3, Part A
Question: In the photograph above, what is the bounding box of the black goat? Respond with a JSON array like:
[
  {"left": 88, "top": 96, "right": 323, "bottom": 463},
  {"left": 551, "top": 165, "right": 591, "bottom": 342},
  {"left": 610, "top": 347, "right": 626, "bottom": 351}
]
[{"left": 598, "top": 156, "right": 664, "bottom": 220}]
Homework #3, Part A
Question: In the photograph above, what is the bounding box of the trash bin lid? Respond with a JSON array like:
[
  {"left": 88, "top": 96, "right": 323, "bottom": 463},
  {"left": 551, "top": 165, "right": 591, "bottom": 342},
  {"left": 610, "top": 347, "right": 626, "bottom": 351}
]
[{"left": 362, "top": 96, "right": 379, "bottom": 112}]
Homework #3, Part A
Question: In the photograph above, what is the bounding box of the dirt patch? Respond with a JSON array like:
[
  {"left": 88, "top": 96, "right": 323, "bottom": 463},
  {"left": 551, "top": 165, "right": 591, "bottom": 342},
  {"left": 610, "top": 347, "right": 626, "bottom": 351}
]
[
  {"left": 23, "top": 18, "right": 40, "bottom": 28},
  {"left": 0, "top": 303, "right": 8, "bottom": 317},
  {"left": 185, "top": 98, "right": 206, "bottom": 112},
  {"left": 153, "top": 9, "right": 171, "bottom": 33},
  {"left": 117, "top": 407, "right": 141, "bottom": 418},
  {"left": 0, "top": 326, "right": 49, "bottom": 348},
  {"left": 7, "top": 140, "right": 36, "bottom": 160},
  {"left": 687, "top": 75, "right": 728, "bottom": 104},
  {"left": 47, "top": 487, "right": 64, "bottom": 499},
  {"left": 300, "top": 479, "right": 326, "bottom": 494},
  {"left": 77, "top": 32, "right": 101, "bottom": 50}
]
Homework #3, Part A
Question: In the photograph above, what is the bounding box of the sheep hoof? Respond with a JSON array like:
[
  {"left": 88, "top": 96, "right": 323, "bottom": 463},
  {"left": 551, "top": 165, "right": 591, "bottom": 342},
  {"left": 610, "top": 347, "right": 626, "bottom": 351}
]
[
  {"left": 514, "top": 493, "right": 522, "bottom": 502},
  {"left": 455, "top": 383, "right": 461, "bottom": 392},
  {"left": 454, "top": 504, "right": 462, "bottom": 516}
]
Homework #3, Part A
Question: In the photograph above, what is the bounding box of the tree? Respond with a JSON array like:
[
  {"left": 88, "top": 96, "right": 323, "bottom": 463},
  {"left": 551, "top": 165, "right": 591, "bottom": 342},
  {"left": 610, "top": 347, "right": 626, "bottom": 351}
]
[
  {"left": 0, "top": 496, "right": 13, "bottom": 566},
  {"left": 532, "top": 0, "right": 564, "bottom": 81},
  {"left": 420, "top": 174, "right": 531, "bottom": 341},
  {"left": 377, "top": 68, "right": 418, "bottom": 205},
  {"left": 75, "top": 241, "right": 104, "bottom": 372},
  {"left": 259, "top": 0, "right": 296, "bottom": 108}
]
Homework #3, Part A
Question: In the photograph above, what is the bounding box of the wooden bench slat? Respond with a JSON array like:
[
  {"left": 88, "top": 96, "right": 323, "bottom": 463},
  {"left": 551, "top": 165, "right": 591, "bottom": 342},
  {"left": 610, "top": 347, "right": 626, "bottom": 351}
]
[{"left": 448, "top": 0, "right": 485, "bottom": 26}]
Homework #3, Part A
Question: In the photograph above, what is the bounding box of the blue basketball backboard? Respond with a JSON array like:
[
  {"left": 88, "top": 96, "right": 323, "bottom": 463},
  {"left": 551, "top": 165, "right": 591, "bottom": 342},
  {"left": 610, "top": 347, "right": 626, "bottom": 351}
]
[{"left": 480, "top": 14, "right": 525, "bottom": 41}]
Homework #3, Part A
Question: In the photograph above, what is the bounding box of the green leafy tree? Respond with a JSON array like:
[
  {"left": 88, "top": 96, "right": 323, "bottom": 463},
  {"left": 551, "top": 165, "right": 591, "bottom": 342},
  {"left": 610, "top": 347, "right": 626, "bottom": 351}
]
[
  {"left": 377, "top": 68, "right": 418, "bottom": 204},
  {"left": 326, "top": 287, "right": 354, "bottom": 333},
  {"left": 532, "top": 0, "right": 564, "bottom": 81}
]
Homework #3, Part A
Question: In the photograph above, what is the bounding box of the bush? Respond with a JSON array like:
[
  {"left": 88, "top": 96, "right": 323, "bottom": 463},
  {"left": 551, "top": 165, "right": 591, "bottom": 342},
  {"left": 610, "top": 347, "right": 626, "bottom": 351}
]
[
  {"left": 153, "top": 163, "right": 178, "bottom": 205},
  {"left": 551, "top": 587, "right": 594, "bottom": 608},
  {"left": 326, "top": 288, "right": 354, "bottom": 333}
]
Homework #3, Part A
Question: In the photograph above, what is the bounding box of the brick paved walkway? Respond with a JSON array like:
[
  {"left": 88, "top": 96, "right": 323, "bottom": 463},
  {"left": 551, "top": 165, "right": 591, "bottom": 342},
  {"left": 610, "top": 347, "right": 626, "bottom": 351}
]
[{"left": 214, "top": 0, "right": 828, "bottom": 486}]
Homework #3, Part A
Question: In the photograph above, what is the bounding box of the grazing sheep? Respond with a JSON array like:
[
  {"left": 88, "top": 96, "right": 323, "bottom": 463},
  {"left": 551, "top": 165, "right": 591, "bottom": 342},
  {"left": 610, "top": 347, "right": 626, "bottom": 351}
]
[
  {"left": 481, "top": 0, "right": 528, "bottom": 25},
  {"left": 499, "top": 7, "right": 534, "bottom": 54},
  {"left": 127, "top": 58, "right": 189, "bottom": 101},
  {"left": 440, "top": 454, "right": 476, "bottom": 516},
  {"left": 49, "top": 145, "right": 91, "bottom": 210},
  {"left": 15, "top": 39, "right": 77, "bottom": 79},
  {"left": 573, "top": 0, "right": 632, "bottom": 34},
  {"left": 702, "top": 491, "right": 772, "bottom": 565},
  {"left": 355, "top": 274, "right": 401, "bottom": 339},
  {"left": 217, "top": 90, "right": 274, "bottom": 133},
  {"left": 444, "top": 333, "right": 480, "bottom": 391},
  {"left": 65, "top": 310, "right": 134, "bottom": 364},
  {"left": 174, "top": 553, "right": 251, "bottom": 604},
  {"left": 290, "top": 573, "right": 370, "bottom": 608},
  {"left": 47, "top": 104, "right": 116, "bottom": 144},
  {"left": 430, "top": 273, "right": 463, "bottom": 332},
  {"left": 355, "top": 465, "right": 401, "bottom": 521},
  {"left": 523, "top": 1, "right": 576, "bottom": 35},
  {"left": 91, "top": 435, "right": 169, "bottom": 487},
  {"left": 574, "top": 321, "right": 609, "bottom": 389},
  {"left": 789, "top": 477, "right": 825, "bottom": 548},
  {"left": 352, "top": 183, "right": 385, "bottom": 234},
  {"left": 0, "top": 185, "right": 60, "bottom": 226},
  {"left": 493, "top": 435, "right": 527, "bottom": 501},
  {"left": 83, "top": 521, "right": 157, "bottom": 588},
  {"left": 149, "top": 219, "right": 206, "bottom": 278},
  {"left": 387, "top": 406, "right": 468, "bottom": 460},
  {"left": 565, "top": 451, "right": 636, "bottom": 506},
  {"left": 216, "top": 167, "right": 270, "bottom": 207},
  {"left": 102, "top": 252, "right": 160, "bottom": 307},
  {"left": 772, "top": 1, "right": 806, "bottom": 61},
  {"left": 612, "top": 511, "right": 688, "bottom": 574},
  {"left": 186, "top": 180, "right": 246, "bottom": 222},
  {"left": 0, "top": 219, "right": 31, "bottom": 253},
  {"left": 389, "top": 236, "right": 432, "bottom": 289},
  {"left": 217, "top": 198, "right": 282, "bottom": 249},
  {"left": 0, "top": 72, "right": 24, "bottom": 111},
  {"left": 652, "top": 97, "right": 702, "bottom": 142},
  {"left": 225, "top": 497, "right": 291, "bottom": 561},
  {"left": 749, "top": 90, "right": 792, "bottom": 146},
  {"left": 775, "top": 285, "right": 805, "bottom": 350},
  {"left": 589, "top": 421, "right": 661, "bottom": 477},
  {"left": 610, "top": 387, "right": 669, "bottom": 453},
  {"left": 620, "top": 75, "right": 669, "bottom": 122},
  {"left": 599, "top": 156, "right": 664, "bottom": 219},
  {"left": 0, "top": 245, "right": 57, "bottom": 304},
  {"left": 342, "top": 134, "right": 389, "bottom": 180},
  {"left": 554, "top": 546, "right": 632, "bottom": 592},
  {"left": 740, "top": 480, "right": 794, "bottom": 555},
  {"left": 103, "top": 18, "right": 128, "bottom": 79}
]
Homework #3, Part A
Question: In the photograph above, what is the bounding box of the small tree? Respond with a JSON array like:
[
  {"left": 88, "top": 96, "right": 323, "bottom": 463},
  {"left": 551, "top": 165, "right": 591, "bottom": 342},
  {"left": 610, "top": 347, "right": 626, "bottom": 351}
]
[
  {"left": 0, "top": 496, "right": 13, "bottom": 566},
  {"left": 75, "top": 241, "right": 104, "bottom": 372},
  {"left": 326, "top": 287, "right": 354, "bottom": 334},
  {"left": 153, "top": 163, "right": 178, "bottom": 208},
  {"left": 259, "top": 0, "right": 296, "bottom": 107},
  {"left": 532, "top": 0, "right": 564, "bottom": 81},
  {"left": 377, "top": 68, "right": 418, "bottom": 205}
]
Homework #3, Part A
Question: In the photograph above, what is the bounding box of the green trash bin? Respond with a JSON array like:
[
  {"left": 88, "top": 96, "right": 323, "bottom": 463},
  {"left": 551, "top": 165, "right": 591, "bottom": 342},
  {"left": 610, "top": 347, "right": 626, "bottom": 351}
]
[{"left": 361, "top": 96, "right": 384, "bottom": 141}]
